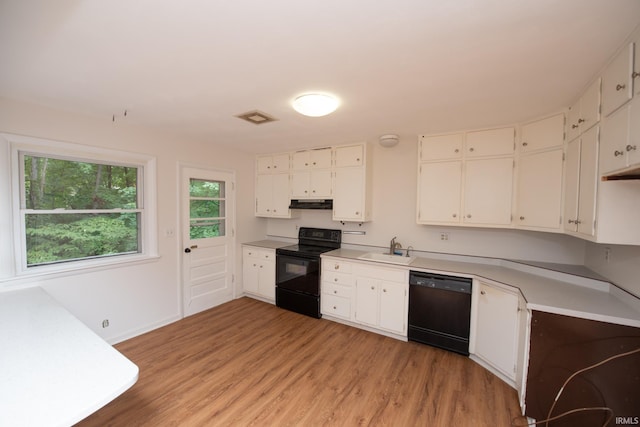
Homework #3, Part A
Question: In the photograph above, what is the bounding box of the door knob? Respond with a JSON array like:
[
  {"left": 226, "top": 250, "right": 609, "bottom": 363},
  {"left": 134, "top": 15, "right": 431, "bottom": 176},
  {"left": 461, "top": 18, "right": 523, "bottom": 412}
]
[{"left": 184, "top": 248, "right": 191, "bottom": 253}]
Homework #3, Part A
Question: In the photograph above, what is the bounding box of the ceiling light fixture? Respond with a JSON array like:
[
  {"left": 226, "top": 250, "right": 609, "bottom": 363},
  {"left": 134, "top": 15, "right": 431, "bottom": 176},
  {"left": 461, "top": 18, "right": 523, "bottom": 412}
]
[
  {"left": 379, "top": 134, "right": 399, "bottom": 147},
  {"left": 292, "top": 93, "right": 340, "bottom": 117}
]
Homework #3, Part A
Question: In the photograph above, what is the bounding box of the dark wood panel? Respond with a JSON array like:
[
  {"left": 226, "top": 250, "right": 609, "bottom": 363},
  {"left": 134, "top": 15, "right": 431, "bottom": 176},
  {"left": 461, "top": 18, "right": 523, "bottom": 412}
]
[
  {"left": 526, "top": 311, "right": 640, "bottom": 426},
  {"left": 77, "top": 297, "right": 521, "bottom": 426}
]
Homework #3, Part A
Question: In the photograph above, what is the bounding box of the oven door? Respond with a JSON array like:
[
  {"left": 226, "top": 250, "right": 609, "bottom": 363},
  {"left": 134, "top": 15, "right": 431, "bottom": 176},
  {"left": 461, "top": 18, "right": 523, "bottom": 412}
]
[{"left": 276, "top": 253, "right": 320, "bottom": 296}]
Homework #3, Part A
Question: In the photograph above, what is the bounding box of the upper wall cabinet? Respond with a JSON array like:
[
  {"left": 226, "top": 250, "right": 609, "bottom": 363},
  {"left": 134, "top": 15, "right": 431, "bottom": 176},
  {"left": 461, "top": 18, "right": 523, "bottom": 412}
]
[
  {"left": 420, "top": 133, "right": 463, "bottom": 161},
  {"left": 601, "top": 43, "right": 634, "bottom": 117},
  {"left": 465, "top": 127, "right": 515, "bottom": 157},
  {"left": 520, "top": 114, "right": 565, "bottom": 153},
  {"left": 292, "top": 148, "right": 332, "bottom": 170},
  {"left": 332, "top": 143, "right": 372, "bottom": 222},
  {"left": 255, "top": 153, "right": 296, "bottom": 219},
  {"left": 291, "top": 148, "right": 333, "bottom": 199},
  {"left": 567, "top": 78, "right": 601, "bottom": 142},
  {"left": 257, "top": 153, "right": 289, "bottom": 174}
]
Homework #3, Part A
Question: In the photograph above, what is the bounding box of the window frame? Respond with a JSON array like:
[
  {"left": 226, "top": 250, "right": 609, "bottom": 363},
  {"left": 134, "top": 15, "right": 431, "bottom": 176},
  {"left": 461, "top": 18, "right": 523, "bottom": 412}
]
[{"left": 8, "top": 134, "right": 158, "bottom": 277}]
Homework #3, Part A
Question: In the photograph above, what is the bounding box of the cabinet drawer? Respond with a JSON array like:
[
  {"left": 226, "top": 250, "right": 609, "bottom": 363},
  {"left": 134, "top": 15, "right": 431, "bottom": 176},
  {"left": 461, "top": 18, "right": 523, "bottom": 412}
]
[
  {"left": 322, "top": 281, "right": 353, "bottom": 298},
  {"left": 322, "top": 271, "right": 355, "bottom": 287},
  {"left": 323, "top": 259, "right": 353, "bottom": 274},
  {"left": 322, "top": 294, "right": 351, "bottom": 319},
  {"left": 243, "top": 246, "right": 274, "bottom": 260}
]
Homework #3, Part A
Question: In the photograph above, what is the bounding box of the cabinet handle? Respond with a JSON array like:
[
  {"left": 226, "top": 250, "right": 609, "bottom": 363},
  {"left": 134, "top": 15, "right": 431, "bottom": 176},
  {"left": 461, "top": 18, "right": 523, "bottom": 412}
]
[
  {"left": 371, "top": 286, "right": 375, "bottom": 290},
  {"left": 568, "top": 219, "right": 575, "bottom": 224},
  {"left": 253, "top": 263, "right": 257, "bottom": 267},
  {"left": 334, "top": 264, "right": 339, "bottom": 270},
  {"left": 571, "top": 124, "right": 579, "bottom": 129},
  {"left": 304, "top": 190, "right": 308, "bottom": 193},
  {"left": 312, "top": 162, "right": 317, "bottom": 165},
  {"left": 616, "top": 83, "right": 626, "bottom": 91},
  {"left": 633, "top": 71, "right": 640, "bottom": 79},
  {"left": 520, "top": 216, "right": 525, "bottom": 220},
  {"left": 480, "top": 290, "right": 486, "bottom": 295},
  {"left": 452, "top": 213, "right": 457, "bottom": 218},
  {"left": 356, "top": 158, "right": 361, "bottom": 162},
  {"left": 334, "top": 290, "right": 337, "bottom": 293},
  {"left": 522, "top": 142, "right": 528, "bottom": 147},
  {"left": 466, "top": 214, "right": 472, "bottom": 218},
  {"left": 575, "top": 219, "right": 582, "bottom": 225},
  {"left": 469, "top": 147, "right": 475, "bottom": 152},
  {"left": 259, "top": 265, "right": 263, "bottom": 269},
  {"left": 334, "top": 278, "right": 338, "bottom": 282},
  {"left": 578, "top": 118, "right": 585, "bottom": 124},
  {"left": 383, "top": 289, "right": 387, "bottom": 293},
  {"left": 312, "top": 190, "right": 316, "bottom": 193},
  {"left": 454, "top": 149, "right": 459, "bottom": 153},
  {"left": 355, "top": 211, "right": 360, "bottom": 215},
  {"left": 333, "top": 306, "right": 337, "bottom": 310},
  {"left": 614, "top": 150, "right": 625, "bottom": 157},
  {"left": 627, "top": 145, "right": 637, "bottom": 152}
]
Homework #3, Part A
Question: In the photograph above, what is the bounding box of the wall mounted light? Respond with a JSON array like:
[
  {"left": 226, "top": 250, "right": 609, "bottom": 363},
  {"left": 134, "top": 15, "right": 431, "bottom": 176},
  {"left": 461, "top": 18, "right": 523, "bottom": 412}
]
[
  {"left": 292, "top": 93, "right": 340, "bottom": 117},
  {"left": 379, "top": 134, "right": 399, "bottom": 147}
]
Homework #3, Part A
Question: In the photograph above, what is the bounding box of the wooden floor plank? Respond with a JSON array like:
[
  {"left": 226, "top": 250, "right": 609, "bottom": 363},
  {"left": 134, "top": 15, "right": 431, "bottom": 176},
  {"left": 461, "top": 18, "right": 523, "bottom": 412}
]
[{"left": 77, "top": 297, "right": 522, "bottom": 426}]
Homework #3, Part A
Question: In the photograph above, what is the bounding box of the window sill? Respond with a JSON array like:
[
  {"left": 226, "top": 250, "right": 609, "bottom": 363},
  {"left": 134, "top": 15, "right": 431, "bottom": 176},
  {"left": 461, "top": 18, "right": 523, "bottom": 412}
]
[{"left": 0, "top": 254, "right": 161, "bottom": 289}]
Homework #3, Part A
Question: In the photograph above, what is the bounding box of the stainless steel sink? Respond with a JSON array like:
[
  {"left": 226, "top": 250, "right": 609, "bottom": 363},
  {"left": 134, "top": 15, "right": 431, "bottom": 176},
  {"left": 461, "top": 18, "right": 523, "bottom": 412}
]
[{"left": 357, "top": 252, "right": 415, "bottom": 265}]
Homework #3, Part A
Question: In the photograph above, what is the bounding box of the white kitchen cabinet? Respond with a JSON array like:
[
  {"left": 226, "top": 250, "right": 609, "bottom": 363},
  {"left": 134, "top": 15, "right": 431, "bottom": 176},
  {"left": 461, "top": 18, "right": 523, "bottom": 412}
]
[
  {"left": 601, "top": 42, "right": 634, "bottom": 117},
  {"left": 417, "top": 161, "right": 462, "bottom": 224},
  {"left": 515, "top": 293, "right": 531, "bottom": 412},
  {"left": 255, "top": 173, "right": 294, "bottom": 218},
  {"left": 334, "top": 144, "right": 363, "bottom": 167},
  {"left": 567, "top": 78, "right": 601, "bottom": 142},
  {"left": 332, "top": 143, "right": 372, "bottom": 222},
  {"left": 353, "top": 264, "right": 408, "bottom": 336},
  {"left": 520, "top": 114, "right": 565, "bottom": 153},
  {"left": 635, "top": 36, "right": 640, "bottom": 97},
  {"left": 516, "top": 148, "right": 563, "bottom": 230},
  {"left": 600, "top": 103, "right": 640, "bottom": 176},
  {"left": 465, "top": 127, "right": 515, "bottom": 157},
  {"left": 292, "top": 148, "right": 332, "bottom": 170},
  {"left": 242, "top": 246, "right": 276, "bottom": 302},
  {"left": 463, "top": 157, "right": 513, "bottom": 226},
  {"left": 257, "top": 153, "right": 289, "bottom": 174},
  {"left": 473, "top": 280, "right": 520, "bottom": 381},
  {"left": 564, "top": 126, "right": 599, "bottom": 237},
  {"left": 291, "top": 169, "right": 332, "bottom": 199},
  {"left": 419, "top": 133, "right": 463, "bottom": 161},
  {"left": 321, "top": 258, "right": 355, "bottom": 320}
]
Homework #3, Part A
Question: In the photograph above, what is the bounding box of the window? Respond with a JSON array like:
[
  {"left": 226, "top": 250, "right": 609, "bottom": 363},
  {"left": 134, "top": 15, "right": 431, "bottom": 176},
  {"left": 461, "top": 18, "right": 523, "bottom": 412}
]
[
  {"left": 21, "top": 154, "right": 142, "bottom": 266},
  {"left": 189, "top": 178, "right": 226, "bottom": 239},
  {"left": 6, "top": 133, "right": 158, "bottom": 275}
]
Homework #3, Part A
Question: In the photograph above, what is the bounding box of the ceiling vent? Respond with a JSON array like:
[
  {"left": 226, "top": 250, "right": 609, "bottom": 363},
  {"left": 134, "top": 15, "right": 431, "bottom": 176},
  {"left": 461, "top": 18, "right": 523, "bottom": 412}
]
[{"left": 235, "top": 110, "right": 278, "bottom": 125}]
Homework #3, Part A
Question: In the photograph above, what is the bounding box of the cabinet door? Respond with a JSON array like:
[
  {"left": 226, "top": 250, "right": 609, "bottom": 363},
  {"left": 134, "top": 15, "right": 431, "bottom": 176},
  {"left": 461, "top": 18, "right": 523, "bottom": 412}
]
[
  {"left": 256, "top": 156, "right": 273, "bottom": 174},
  {"left": 309, "top": 169, "right": 332, "bottom": 198},
  {"left": 463, "top": 158, "right": 513, "bottom": 225},
  {"left": 310, "top": 148, "right": 332, "bottom": 168},
  {"left": 290, "top": 172, "right": 310, "bottom": 198},
  {"left": 420, "top": 133, "right": 463, "bottom": 161},
  {"left": 258, "top": 258, "right": 276, "bottom": 300},
  {"left": 567, "top": 100, "right": 581, "bottom": 142},
  {"left": 355, "top": 278, "right": 378, "bottom": 326},
  {"left": 417, "top": 161, "right": 462, "bottom": 223},
  {"left": 334, "top": 145, "right": 363, "bottom": 167},
  {"left": 271, "top": 173, "right": 291, "bottom": 217},
  {"left": 475, "top": 282, "right": 519, "bottom": 380},
  {"left": 242, "top": 248, "right": 260, "bottom": 294},
  {"left": 635, "top": 39, "right": 640, "bottom": 97},
  {"left": 255, "top": 174, "right": 273, "bottom": 216},
  {"left": 465, "top": 127, "right": 515, "bottom": 157},
  {"left": 333, "top": 167, "right": 364, "bottom": 221},
  {"left": 378, "top": 281, "right": 406, "bottom": 334},
  {"left": 628, "top": 100, "right": 640, "bottom": 167},
  {"left": 580, "top": 78, "right": 602, "bottom": 132},
  {"left": 563, "top": 138, "right": 581, "bottom": 232},
  {"left": 602, "top": 43, "right": 633, "bottom": 117},
  {"left": 291, "top": 151, "right": 310, "bottom": 170},
  {"left": 520, "top": 114, "right": 565, "bottom": 152},
  {"left": 577, "top": 126, "right": 599, "bottom": 237},
  {"left": 516, "top": 149, "right": 563, "bottom": 229},
  {"left": 271, "top": 154, "right": 290, "bottom": 172},
  {"left": 600, "top": 104, "right": 630, "bottom": 175}
]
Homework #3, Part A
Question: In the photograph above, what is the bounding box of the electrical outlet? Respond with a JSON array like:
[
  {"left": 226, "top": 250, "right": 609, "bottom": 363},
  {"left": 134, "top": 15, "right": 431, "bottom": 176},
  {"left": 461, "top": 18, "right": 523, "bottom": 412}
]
[
  {"left": 440, "top": 232, "right": 449, "bottom": 241},
  {"left": 604, "top": 247, "right": 611, "bottom": 264},
  {"left": 102, "top": 319, "right": 110, "bottom": 328}
]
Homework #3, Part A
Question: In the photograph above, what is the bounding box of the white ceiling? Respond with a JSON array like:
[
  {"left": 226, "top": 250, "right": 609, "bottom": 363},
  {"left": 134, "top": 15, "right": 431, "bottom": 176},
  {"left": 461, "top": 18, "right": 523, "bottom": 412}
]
[{"left": 1, "top": 1, "right": 640, "bottom": 154}]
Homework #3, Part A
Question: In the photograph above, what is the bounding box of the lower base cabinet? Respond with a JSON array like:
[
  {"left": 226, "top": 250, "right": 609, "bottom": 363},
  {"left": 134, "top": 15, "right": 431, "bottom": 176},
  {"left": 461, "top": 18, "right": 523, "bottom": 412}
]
[{"left": 242, "top": 246, "right": 276, "bottom": 302}]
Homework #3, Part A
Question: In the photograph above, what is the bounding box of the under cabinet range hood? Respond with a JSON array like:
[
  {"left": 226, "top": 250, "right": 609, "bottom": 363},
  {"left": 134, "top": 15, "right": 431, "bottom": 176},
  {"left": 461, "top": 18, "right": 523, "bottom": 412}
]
[{"left": 289, "top": 199, "right": 333, "bottom": 210}]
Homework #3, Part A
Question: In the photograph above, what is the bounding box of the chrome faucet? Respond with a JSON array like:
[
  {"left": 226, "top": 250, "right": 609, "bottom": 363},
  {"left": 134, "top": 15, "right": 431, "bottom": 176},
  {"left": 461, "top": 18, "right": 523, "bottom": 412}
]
[{"left": 389, "top": 236, "right": 402, "bottom": 255}]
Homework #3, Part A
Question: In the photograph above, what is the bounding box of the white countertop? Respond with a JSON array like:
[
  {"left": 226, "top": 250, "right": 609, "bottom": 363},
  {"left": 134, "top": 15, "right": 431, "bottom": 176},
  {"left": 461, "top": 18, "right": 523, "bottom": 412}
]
[
  {"left": 0, "top": 287, "right": 139, "bottom": 427},
  {"left": 322, "top": 248, "right": 640, "bottom": 329},
  {"left": 243, "top": 239, "right": 293, "bottom": 250}
]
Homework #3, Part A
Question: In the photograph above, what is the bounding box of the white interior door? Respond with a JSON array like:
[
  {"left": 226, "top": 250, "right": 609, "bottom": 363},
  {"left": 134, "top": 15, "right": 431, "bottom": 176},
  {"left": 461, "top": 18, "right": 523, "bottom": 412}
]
[{"left": 181, "top": 166, "right": 235, "bottom": 317}]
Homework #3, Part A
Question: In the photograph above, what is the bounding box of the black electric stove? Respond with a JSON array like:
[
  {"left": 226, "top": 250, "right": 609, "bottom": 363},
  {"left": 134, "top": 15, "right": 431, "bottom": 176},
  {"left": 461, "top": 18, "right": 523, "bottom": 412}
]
[{"left": 275, "top": 227, "right": 341, "bottom": 318}]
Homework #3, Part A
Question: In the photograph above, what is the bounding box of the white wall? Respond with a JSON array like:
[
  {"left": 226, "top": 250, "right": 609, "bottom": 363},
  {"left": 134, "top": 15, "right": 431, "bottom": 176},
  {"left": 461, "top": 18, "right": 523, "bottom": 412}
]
[
  {"left": 0, "top": 97, "right": 265, "bottom": 343},
  {"left": 584, "top": 243, "right": 640, "bottom": 298},
  {"left": 268, "top": 136, "right": 587, "bottom": 263}
]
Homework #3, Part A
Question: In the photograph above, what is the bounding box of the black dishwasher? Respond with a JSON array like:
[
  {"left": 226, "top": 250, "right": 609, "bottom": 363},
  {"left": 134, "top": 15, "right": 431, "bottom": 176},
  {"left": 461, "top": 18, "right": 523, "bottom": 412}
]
[{"left": 408, "top": 271, "right": 472, "bottom": 356}]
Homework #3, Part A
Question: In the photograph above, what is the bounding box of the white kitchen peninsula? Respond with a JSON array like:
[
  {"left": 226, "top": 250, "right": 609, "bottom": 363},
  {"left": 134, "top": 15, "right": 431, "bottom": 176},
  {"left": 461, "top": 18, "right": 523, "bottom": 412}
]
[{"left": 0, "top": 287, "right": 139, "bottom": 427}]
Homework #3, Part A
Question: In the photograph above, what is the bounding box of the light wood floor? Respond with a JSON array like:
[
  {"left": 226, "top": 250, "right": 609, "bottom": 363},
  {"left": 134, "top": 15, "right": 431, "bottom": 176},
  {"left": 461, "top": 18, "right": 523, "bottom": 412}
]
[{"left": 77, "top": 297, "right": 523, "bottom": 426}]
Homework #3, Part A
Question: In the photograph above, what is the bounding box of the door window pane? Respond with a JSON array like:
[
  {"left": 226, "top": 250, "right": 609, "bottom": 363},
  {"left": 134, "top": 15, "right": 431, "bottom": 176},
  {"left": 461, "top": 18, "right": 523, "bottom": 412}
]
[{"left": 189, "top": 179, "right": 225, "bottom": 239}]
